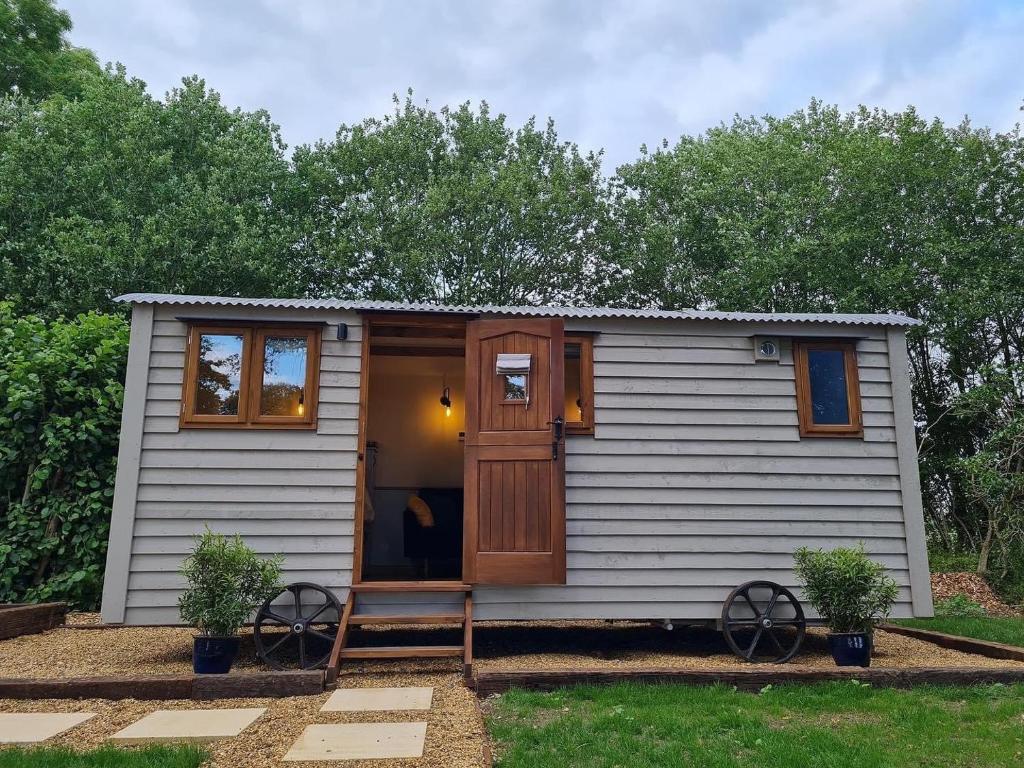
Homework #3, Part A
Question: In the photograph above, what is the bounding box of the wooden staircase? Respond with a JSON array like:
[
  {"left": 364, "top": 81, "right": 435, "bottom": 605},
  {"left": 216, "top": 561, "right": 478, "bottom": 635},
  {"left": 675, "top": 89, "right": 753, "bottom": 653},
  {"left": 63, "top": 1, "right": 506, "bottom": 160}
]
[{"left": 326, "top": 582, "right": 473, "bottom": 685}]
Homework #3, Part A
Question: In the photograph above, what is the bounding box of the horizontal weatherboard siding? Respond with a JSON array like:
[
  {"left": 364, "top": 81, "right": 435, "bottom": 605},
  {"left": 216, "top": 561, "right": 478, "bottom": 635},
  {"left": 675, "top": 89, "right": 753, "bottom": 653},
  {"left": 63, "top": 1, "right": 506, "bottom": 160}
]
[
  {"left": 471, "top": 324, "right": 917, "bottom": 621},
  {"left": 115, "top": 304, "right": 362, "bottom": 625},
  {"left": 109, "top": 309, "right": 925, "bottom": 624}
]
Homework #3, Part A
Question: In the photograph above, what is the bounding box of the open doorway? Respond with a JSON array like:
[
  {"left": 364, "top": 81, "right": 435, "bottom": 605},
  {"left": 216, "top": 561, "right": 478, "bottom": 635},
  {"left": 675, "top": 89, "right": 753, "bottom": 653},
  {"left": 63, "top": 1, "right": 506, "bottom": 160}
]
[{"left": 358, "top": 318, "right": 467, "bottom": 581}]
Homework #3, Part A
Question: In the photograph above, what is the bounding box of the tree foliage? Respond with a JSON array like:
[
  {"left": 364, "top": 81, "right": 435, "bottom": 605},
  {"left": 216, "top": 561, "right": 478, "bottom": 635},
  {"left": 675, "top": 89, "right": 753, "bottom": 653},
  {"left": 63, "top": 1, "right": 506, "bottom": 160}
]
[
  {"left": 951, "top": 364, "right": 1024, "bottom": 583},
  {"left": 292, "top": 94, "right": 615, "bottom": 306},
  {"left": 0, "top": 0, "right": 100, "bottom": 100},
  {"left": 0, "top": 304, "right": 128, "bottom": 608},
  {"left": 0, "top": 69, "right": 303, "bottom": 317}
]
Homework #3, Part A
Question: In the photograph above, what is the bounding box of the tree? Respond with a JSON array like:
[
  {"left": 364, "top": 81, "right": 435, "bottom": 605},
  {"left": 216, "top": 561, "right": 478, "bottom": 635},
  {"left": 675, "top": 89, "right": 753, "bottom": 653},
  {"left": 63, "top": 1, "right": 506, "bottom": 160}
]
[
  {"left": 0, "top": 0, "right": 100, "bottom": 100},
  {"left": 0, "top": 70, "right": 305, "bottom": 317},
  {"left": 291, "top": 93, "right": 618, "bottom": 306},
  {"left": 952, "top": 364, "right": 1024, "bottom": 577}
]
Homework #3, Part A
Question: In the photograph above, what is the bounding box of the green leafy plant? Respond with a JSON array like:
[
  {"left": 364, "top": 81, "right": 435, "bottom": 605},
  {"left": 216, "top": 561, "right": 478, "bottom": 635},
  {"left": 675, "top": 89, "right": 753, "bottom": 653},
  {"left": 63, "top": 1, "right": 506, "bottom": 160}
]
[
  {"left": 934, "top": 594, "right": 988, "bottom": 618},
  {"left": 177, "top": 528, "right": 282, "bottom": 636},
  {"left": 793, "top": 545, "right": 900, "bottom": 634},
  {"left": 0, "top": 303, "right": 128, "bottom": 609}
]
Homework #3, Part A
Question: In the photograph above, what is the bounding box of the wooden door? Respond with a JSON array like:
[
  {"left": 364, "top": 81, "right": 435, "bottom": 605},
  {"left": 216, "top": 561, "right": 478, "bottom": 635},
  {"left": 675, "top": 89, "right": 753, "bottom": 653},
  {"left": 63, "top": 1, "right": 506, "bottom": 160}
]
[{"left": 463, "top": 318, "right": 566, "bottom": 584}]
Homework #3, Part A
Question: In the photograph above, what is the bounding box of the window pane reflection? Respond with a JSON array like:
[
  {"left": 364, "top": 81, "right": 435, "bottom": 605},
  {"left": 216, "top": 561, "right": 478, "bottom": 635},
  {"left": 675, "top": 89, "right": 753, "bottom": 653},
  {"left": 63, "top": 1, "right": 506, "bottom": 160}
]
[
  {"left": 195, "top": 334, "right": 244, "bottom": 415},
  {"left": 503, "top": 374, "right": 527, "bottom": 401},
  {"left": 261, "top": 335, "right": 308, "bottom": 416}
]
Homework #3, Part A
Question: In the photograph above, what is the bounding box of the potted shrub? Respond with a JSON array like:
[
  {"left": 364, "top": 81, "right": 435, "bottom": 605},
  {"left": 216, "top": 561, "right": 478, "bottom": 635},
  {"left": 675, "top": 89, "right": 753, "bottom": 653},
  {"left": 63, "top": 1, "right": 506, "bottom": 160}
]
[
  {"left": 793, "top": 545, "right": 899, "bottom": 667},
  {"left": 178, "top": 528, "right": 282, "bottom": 674}
]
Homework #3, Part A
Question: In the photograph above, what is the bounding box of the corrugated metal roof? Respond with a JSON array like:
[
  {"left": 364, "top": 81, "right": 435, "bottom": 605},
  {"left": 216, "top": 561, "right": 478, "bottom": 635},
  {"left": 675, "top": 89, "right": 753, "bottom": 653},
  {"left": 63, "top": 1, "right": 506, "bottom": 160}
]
[{"left": 115, "top": 293, "right": 922, "bottom": 327}]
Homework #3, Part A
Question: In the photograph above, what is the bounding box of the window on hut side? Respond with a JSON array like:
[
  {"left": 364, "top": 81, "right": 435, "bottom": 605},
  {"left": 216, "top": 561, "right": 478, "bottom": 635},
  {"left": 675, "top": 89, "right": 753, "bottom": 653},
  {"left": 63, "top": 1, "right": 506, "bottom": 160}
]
[
  {"left": 793, "top": 339, "right": 863, "bottom": 438},
  {"left": 181, "top": 324, "right": 320, "bottom": 428}
]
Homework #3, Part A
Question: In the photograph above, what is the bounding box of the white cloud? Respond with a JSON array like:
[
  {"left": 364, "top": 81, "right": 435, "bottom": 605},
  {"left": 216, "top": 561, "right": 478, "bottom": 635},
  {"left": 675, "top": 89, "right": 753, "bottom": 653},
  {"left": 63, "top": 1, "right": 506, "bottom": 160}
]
[{"left": 61, "top": 0, "right": 1023, "bottom": 167}]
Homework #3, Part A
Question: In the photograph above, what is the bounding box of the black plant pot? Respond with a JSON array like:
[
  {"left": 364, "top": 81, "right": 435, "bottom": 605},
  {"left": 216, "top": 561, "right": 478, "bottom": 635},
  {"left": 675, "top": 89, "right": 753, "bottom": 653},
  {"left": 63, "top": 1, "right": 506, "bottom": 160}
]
[
  {"left": 193, "top": 635, "right": 240, "bottom": 674},
  {"left": 827, "top": 632, "right": 872, "bottom": 667}
]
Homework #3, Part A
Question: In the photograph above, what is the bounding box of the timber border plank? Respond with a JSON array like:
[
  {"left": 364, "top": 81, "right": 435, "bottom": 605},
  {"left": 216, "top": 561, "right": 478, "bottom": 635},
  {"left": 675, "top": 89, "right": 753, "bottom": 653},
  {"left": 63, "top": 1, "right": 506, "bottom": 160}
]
[
  {"left": 879, "top": 622, "right": 1024, "bottom": 662},
  {"left": 0, "top": 671, "right": 324, "bottom": 701},
  {"left": 0, "top": 603, "right": 68, "bottom": 640}
]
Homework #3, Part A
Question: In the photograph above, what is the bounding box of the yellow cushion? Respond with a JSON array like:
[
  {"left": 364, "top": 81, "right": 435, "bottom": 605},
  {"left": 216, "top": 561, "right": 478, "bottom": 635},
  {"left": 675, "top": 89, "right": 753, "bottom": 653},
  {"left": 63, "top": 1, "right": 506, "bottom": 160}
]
[{"left": 407, "top": 494, "right": 435, "bottom": 528}]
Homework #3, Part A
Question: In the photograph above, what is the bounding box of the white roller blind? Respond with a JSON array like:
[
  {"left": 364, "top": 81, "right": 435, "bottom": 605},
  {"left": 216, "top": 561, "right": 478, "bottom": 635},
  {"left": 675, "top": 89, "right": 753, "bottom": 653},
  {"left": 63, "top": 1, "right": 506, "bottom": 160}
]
[{"left": 495, "top": 353, "right": 531, "bottom": 374}]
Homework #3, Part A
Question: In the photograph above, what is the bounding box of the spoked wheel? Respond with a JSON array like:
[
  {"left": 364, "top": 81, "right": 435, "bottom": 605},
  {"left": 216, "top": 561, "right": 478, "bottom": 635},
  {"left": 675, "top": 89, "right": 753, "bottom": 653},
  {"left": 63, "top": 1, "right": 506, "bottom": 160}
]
[
  {"left": 721, "top": 580, "right": 806, "bottom": 663},
  {"left": 254, "top": 582, "right": 341, "bottom": 670}
]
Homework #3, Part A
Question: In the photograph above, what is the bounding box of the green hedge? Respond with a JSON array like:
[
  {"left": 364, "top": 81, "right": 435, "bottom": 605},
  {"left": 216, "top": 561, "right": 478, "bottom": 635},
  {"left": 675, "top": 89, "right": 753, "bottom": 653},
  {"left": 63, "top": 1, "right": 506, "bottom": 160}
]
[{"left": 0, "top": 304, "right": 128, "bottom": 609}]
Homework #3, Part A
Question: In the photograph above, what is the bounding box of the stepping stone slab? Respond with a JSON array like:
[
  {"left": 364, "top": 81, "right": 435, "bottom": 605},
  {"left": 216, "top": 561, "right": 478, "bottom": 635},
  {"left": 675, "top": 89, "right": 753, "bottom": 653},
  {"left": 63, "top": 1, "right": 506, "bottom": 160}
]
[
  {"left": 283, "top": 722, "right": 428, "bottom": 761},
  {"left": 0, "top": 712, "right": 96, "bottom": 744},
  {"left": 110, "top": 707, "right": 265, "bottom": 744},
  {"left": 321, "top": 686, "right": 434, "bottom": 712}
]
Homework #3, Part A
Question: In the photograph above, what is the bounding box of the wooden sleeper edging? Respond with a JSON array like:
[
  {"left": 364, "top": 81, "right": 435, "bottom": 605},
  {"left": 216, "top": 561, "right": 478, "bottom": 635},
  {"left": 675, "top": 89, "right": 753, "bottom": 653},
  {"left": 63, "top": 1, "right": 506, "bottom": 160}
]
[
  {"left": 878, "top": 623, "right": 1024, "bottom": 663},
  {"left": 0, "top": 670, "right": 325, "bottom": 701},
  {"left": 0, "top": 603, "right": 68, "bottom": 640}
]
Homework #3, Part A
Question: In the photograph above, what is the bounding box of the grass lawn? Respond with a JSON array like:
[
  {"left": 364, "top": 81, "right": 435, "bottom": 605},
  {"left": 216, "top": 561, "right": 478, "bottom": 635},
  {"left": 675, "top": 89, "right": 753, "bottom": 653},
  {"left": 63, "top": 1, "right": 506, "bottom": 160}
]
[
  {"left": 487, "top": 681, "right": 1024, "bottom": 767},
  {"left": 895, "top": 616, "right": 1024, "bottom": 647},
  {"left": 0, "top": 745, "right": 206, "bottom": 768}
]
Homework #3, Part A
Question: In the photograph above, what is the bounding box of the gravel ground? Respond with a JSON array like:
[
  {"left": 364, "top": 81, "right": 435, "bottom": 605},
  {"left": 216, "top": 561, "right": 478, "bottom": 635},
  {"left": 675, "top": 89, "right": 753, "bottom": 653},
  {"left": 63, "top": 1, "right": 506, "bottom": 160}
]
[
  {"left": 1, "top": 620, "right": 1020, "bottom": 681},
  {"left": 349, "top": 621, "right": 1024, "bottom": 672},
  {"left": 0, "top": 669, "right": 487, "bottom": 768},
  {"left": 64, "top": 612, "right": 103, "bottom": 626},
  {"left": 0, "top": 626, "right": 267, "bottom": 678}
]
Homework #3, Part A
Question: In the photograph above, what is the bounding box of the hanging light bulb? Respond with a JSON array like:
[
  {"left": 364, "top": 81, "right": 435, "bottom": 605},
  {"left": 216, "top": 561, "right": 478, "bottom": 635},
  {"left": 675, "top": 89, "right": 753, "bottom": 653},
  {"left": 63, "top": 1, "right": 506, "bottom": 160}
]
[
  {"left": 440, "top": 386, "right": 452, "bottom": 417},
  {"left": 297, "top": 390, "right": 305, "bottom": 417}
]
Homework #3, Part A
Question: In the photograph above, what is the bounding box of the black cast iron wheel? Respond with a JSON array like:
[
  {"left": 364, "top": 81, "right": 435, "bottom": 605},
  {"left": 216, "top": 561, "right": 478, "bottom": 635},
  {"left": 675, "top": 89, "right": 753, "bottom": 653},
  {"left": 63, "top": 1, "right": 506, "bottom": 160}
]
[
  {"left": 254, "top": 582, "right": 341, "bottom": 670},
  {"left": 721, "top": 580, "right": 806, "bottom": 663}
]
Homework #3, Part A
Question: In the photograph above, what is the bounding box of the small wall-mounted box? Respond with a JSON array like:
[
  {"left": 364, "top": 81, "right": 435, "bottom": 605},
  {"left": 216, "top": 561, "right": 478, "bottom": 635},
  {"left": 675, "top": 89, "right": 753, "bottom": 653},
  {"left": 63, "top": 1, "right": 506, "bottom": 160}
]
[{"left": 753, "top": 336, "right": 781, "bottom": 362}]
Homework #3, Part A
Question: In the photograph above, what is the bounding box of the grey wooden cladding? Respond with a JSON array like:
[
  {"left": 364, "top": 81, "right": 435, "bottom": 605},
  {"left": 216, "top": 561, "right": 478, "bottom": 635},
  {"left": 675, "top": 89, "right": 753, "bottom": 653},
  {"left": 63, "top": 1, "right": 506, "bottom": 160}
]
[
  {"left": 472, "top": 324, "right": 920, "bottom": 620},
  {"left": 100, "top": 303, "right": 153, "bottom": 623},
  {"left": 109, "top": 304, "right": 362, "bottom": 625},
  {"left": 107, "top": 307, "right": 930, "bottom": 625}
]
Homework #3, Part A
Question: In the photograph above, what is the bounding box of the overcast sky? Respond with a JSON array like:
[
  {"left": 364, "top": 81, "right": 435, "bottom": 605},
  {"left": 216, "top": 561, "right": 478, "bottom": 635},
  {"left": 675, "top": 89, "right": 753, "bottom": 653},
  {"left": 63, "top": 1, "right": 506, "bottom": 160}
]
[{"left": 62, "top": 0, "right": 1023, "bottom": 170}]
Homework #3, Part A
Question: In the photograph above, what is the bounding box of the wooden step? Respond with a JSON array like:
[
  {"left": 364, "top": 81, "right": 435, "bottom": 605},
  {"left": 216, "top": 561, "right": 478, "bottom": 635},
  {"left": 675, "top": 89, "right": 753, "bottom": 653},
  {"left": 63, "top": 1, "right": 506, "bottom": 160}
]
[
  {"left": 338, "top": 645, "right": 464, "bottom": 659},
  {"left": 348, "top": 614, "right": 465, "bottom": 626},
  {"left": 351, "top": 581, "right": 470, "bottom": 593}
]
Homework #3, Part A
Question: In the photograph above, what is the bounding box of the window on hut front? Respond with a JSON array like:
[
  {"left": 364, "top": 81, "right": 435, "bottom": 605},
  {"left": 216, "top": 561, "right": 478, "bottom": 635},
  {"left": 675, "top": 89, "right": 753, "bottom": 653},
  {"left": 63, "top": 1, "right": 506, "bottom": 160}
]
[
  {"left": 793, "top": 340, "right": 862, "bottom": 438},
  {"left": 256, "top": 332, "right": 311, "bottom": 418},
  {"left": 194, "top": 333, "right": 244, "bottom": 416},
  {"left": 181, "top": 324, "right": 320, "bottom": 428}
]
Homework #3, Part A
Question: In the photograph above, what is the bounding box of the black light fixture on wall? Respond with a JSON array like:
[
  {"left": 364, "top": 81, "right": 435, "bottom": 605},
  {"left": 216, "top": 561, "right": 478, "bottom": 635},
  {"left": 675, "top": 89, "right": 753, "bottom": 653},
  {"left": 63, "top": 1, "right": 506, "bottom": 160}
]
[{"left": 439, "top": 385, "right": 452, "bottom": 417}]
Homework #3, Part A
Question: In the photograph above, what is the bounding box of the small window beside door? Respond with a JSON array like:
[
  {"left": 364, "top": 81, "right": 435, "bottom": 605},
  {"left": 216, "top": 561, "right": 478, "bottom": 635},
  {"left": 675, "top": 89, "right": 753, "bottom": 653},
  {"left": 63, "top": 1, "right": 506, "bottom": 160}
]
[
  {"left": 181, "top": 324, "right": 320, "bottom": 429},
  {"left": 564, "top": 335, "right": 595, "bottom": 435},
  {"left": 793, "top": 339, "right": 863, "bottom": 438}
]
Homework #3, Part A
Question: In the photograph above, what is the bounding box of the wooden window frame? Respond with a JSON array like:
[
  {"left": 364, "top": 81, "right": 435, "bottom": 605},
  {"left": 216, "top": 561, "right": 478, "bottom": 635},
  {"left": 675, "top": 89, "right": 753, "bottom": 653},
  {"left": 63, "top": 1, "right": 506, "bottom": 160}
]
[
  {"left": 250, "top": 327, "right": 320, "bottom": 428},
  {"left": 793, "top": 339, "right": 863, "bottom": 438},
  {"left": 565, "top": 334, "right": 595, "bottom": 435},
  {"left": 180, "top": 323, "right": 321, "bottom": 430}
]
